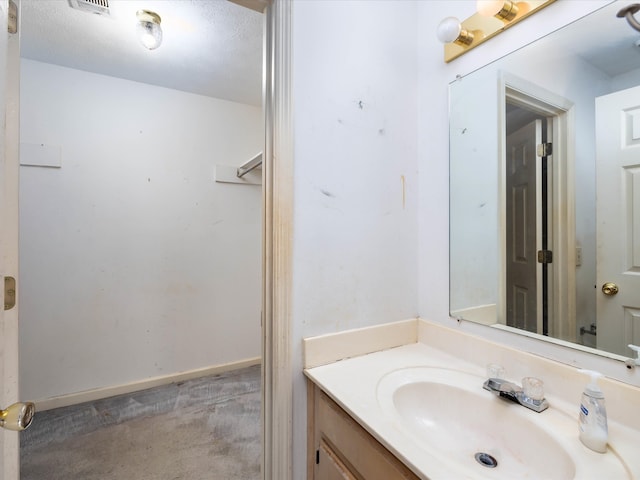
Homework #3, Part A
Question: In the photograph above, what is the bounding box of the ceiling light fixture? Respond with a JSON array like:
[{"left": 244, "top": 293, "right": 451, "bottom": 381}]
[{"left": 136, "top": 10, "right": 163, "bottom": 50}]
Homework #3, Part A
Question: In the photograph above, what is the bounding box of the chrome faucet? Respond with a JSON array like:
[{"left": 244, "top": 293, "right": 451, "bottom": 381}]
[{"left": 483, "top": 377, "right": 549, "bottom": 413}]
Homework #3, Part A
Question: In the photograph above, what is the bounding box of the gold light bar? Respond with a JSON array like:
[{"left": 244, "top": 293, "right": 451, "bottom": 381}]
[{"left": 444, "top": 0, "right": 556, "bottom": 63}]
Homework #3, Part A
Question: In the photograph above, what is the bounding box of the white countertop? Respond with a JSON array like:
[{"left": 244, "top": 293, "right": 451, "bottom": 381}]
[{"left": 305, "top": 340, "right": 639, "bottom": 480}]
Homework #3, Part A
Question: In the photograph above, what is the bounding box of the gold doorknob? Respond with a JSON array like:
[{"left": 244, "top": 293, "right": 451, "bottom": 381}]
[
  {"left": 602, "top": 282, "right": 619, "bottom": 296},
  {"left": 0, "top": 402, "right": 35, "bottom": 431}
]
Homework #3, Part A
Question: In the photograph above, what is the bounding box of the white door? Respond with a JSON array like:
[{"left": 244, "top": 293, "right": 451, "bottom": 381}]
[
  {"left": 0, "top": 0, "right": 21, "bottom": 479},
  {"left": 506, "top": 120, "right": 542, "bottom": 334},
  {"left": 596, "top": 85, "right": 640, "bottom": 356}
]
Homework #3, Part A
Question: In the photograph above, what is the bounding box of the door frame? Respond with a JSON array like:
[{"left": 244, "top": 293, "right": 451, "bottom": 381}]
[
  {"left": 498, "top": 72, "right": 576, "bottom": 342},
  {"left": 262, "top": 1, "right": 293, "bottom": 479}
]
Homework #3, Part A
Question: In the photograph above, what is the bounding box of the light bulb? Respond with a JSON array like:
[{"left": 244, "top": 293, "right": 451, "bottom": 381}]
[
  {"left": 477, "top": 0, "right": 505, "bottom": 17},
  {"left": 477, "top": 0, "right": 519, "bottom": 21},
  {"left": 136, "top": 10, "right": 162, "bottom": 50},
  {"left": 436, "top": 17, "right": 462, "bottom": 43}
]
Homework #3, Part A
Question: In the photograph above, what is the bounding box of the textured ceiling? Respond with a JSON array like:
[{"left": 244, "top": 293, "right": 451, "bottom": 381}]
[
  {"left": 20, "top": 0, "right": 264, "bottom": 106},
  {"left": 20, "top": 1, "right": 636, "bottom": 108}
]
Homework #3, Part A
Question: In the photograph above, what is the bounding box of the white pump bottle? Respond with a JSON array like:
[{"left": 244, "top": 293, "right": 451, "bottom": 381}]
[{"left": 578, "top": 369, "right": 608, "bottom": 453}]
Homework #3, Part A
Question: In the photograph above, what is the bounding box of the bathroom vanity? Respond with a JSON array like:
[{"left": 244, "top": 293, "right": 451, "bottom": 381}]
[
  {"left": 304, "top": 319, "right": 640, "bottom": 480},
  {"left": 307, "top": 383, "right": 418, "bottom": 479}
]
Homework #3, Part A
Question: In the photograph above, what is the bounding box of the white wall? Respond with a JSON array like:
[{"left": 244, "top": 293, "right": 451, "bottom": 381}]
[
  {"left": 19, "top": 59, "right": 263, "bottom": 401},
  {"left": 449, "top": 69, "right": 501, "bottom": 311},
  {"left": 290, "top": 2, "right": 419, "bottom": 477},
  {"left": 613, "top": 67, "right": 640, "bottom": 91}
]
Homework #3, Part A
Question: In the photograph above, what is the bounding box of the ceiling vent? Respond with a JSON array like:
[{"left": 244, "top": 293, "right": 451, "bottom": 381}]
[{"left": 68, "top": 0, "right": 110, "bottom": 16}]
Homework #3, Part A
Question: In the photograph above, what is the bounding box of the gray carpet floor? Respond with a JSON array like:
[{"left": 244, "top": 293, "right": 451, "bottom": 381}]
[{"left": 20, "top": 365, "right": 261, "bottom": 480}]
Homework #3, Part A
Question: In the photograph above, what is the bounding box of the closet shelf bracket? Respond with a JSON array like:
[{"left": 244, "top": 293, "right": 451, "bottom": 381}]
[{"left": 237, "top": 152, "right": 263, "bottom": 178}]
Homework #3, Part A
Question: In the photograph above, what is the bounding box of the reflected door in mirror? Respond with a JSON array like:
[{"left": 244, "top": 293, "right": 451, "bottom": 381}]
[
  {"left": 596, "top": 85, "right": 640, "bottom": 355},
  {"left": 506, "top": 120, "right": 542, "bottom": 333}
]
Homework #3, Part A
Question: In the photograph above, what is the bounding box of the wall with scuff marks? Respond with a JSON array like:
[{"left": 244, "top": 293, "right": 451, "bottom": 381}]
[
  {"left": 19, "top": 59, "right": 263, "bottom": 401},
  {"left": 290, "top": 2, "right": 420, "bottom": 477}
]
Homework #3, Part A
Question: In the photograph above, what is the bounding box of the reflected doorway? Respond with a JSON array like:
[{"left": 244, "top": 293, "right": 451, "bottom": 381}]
[{"left": 500, "top": 80, "right": 575, "bottom": 343}]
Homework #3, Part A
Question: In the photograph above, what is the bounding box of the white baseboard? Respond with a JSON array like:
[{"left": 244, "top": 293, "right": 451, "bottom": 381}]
[{"left": 35, "top": 357, "right": 262, "bottom": 411}]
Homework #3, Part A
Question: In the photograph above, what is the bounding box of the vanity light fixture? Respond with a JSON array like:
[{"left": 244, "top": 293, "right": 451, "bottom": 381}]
[
  {"left": 437, "top": 0, "right": 556, "bottom": 63},
  {"left": 136, "top": 10, "right": 163, "bottom": 50}
]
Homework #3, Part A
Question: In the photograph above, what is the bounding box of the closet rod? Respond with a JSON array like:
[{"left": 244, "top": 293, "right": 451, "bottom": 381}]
[{"left": 237, "top": 152, "right": 263, "bottom": 178}]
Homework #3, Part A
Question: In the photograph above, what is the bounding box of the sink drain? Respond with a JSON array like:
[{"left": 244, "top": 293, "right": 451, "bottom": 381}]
[{"left": 474, "top": 452, "right": 498, "bottom": 468}]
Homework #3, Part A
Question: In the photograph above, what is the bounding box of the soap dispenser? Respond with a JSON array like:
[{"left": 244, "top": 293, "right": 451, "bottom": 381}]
[{"left": 578, "top": 370, "right": 608, "bottom": 453}]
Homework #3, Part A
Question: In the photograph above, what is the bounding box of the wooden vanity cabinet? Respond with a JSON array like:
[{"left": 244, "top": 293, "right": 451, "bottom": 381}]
[{"left": 307, "top": 381, "right": 420, "bottom": 480}]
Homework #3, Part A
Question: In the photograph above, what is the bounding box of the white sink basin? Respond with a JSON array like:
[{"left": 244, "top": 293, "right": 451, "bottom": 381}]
[{"left": 377, "top": 367, "right": 579, "bottom": 479}]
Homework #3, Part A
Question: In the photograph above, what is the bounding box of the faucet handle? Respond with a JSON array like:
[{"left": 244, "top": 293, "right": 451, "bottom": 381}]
[
  {"left": 486, "top": 363, "right": 505, "bottom": 379},
  {"left": 522, "top": 377, "right": 545, "bottom": 402},
  {"left": 519, "top": 377, "right": 549, "bottom": 412}
]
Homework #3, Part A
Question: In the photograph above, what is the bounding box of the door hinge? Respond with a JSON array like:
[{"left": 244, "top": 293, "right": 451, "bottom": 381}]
[
  {"left": 315, "top": 449, "right": 320, "bottom": 464},
  {"left": 7, "top": 0, "right": 17, "bottom": 34},
  {"left": 4, "top": 276, "right": 16, "bottom": 310},
  {"left": 536, "top": 142, "right": 552, "bottom": 157},
  {"left": 537, "top": 250, "right": 553, "bottom": 264}
]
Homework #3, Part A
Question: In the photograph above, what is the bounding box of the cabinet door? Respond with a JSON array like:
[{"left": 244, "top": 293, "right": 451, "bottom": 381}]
[
  {"left": 316, "top": 440, "right": 357, "bottom": 480},
  {"left": 309, "top": 382, "right": 420, "bottom": 480}
]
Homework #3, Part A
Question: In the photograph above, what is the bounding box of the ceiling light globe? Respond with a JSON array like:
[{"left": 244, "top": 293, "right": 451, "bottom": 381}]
[
  {"left": 436, "top": 17, "right": 462, "bottom": 43},
  {"left": 136, "top": 10, "right": 163, "bottom": 50}
]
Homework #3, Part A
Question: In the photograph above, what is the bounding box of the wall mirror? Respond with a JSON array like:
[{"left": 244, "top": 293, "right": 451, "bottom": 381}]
[{"left": 450, "top": 0, "right": 640, "bottom": 359}]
